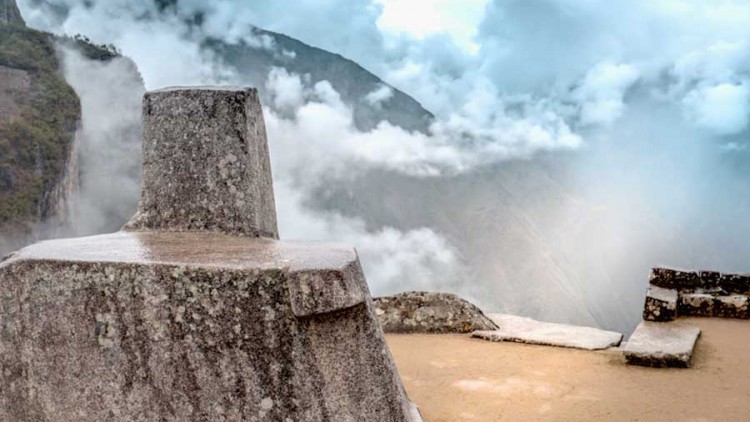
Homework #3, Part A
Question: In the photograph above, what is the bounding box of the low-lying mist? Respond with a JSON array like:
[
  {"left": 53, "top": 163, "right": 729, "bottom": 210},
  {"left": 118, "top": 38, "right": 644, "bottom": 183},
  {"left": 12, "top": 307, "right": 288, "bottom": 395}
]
[{"left": 14, "top": 0, "right": 750, "bottom": 333}]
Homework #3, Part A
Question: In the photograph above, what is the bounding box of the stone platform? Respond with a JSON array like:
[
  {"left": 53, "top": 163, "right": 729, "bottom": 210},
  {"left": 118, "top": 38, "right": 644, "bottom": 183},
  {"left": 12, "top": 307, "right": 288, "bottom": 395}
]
[
  {"left": 623, "top": 321, "right": 701, "bottom": 368},
  {"left": 373, "top": 291, "right": 497, "bottom": 334},
  {"left": 0, "top": 231, "right": 416, "bottom": 421}
]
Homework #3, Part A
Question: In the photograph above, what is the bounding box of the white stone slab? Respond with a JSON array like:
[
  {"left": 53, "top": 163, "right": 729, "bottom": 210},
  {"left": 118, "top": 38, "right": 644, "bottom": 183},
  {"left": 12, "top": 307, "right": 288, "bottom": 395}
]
[
  {"left": 471, "top": 314, "right": 623, "bottom": 351},
  {"left": 623, "top": 321, "right": 701, "bottom": 368}
]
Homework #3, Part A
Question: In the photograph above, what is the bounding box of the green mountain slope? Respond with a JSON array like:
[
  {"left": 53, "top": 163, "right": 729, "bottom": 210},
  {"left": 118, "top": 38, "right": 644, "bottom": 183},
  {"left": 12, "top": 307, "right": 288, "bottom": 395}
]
[{"left": 0, "top": 3, "right": 130, "bottom": 253}]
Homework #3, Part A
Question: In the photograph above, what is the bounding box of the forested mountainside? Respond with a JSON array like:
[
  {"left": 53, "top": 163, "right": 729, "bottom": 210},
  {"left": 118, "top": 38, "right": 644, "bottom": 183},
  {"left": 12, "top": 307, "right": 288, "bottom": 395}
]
[{"left": 0, "top": 1, "right": 137, "bottom": 254}]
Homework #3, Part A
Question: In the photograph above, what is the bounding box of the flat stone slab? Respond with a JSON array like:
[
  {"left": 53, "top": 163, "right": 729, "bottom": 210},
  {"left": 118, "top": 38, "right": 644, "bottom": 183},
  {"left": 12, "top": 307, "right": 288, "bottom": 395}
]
[
  {"left": 623, "top": 321, "right": 701, "bottom": 368},
  {"left": 643, "top": 285, "right": 678, "bottom": 322},
  {"left": 471, "top": 314, "right": 623, "bottom": 351},
  {"left": 0, "top": 231, "right": 417, "bottom": 421}
]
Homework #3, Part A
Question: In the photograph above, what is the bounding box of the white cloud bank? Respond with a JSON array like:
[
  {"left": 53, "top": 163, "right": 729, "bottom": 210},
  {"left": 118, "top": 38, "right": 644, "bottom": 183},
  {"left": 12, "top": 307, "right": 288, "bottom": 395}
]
[{"left": 14, "top": 0, "right": 750, "bottom": 331}]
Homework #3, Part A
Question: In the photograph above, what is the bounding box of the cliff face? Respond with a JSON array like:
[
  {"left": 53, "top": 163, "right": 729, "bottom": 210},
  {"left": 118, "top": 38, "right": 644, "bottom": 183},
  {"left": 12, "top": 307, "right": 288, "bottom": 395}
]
[
  {"left": 0, "top": 0, "right": 24, "bottom": 25},
  {"left": 0, "top": 3, "right": 139, "bottom": 254},
  {"left": 0, "top": 22, "right": 80, "bottom": 253}
]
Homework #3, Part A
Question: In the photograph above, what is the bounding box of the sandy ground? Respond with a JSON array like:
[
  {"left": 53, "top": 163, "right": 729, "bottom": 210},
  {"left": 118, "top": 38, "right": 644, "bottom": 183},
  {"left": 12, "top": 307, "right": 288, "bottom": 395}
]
[{"left": 386, "top": 318, "right": 750, "bottom": 422}]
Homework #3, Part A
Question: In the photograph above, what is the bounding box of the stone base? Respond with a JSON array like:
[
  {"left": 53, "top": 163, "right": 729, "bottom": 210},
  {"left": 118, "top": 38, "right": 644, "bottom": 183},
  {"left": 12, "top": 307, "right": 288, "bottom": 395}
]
[
  {"left": 623, "top": 321, "right": 701, "bottom": 368},
  {"left": 0, "top": 232, "right": 416, "bottom": 422}
]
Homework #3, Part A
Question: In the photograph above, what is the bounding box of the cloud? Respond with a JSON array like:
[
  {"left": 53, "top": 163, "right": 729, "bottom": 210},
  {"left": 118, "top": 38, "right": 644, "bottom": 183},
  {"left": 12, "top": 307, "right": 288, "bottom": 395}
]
[
  {"left": 364, "top": 84, "right": 394, "bottom": 106},
  {"left": 375, "top": 0, "right": 490, "bottom": 54},
  {"left": 573, "top": 62, "right": 640, "bottom": 127},
  {"left": 15, "top": 0, "right": 750, "bottom": 332},
  {"left": 683, "top": 82, "right": 750, "bottom": 135}
]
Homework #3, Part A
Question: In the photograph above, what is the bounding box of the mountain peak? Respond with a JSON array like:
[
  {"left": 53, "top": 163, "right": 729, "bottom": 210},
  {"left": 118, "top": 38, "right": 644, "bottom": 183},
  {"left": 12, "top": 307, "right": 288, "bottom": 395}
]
[{"left": 1, "top": 0, "right": 24, "bottom": 25}]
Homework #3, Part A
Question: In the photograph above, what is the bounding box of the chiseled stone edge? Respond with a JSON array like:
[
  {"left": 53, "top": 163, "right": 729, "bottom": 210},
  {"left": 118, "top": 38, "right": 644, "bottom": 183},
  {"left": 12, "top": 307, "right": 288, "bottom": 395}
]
[{"left": 287, "top": 259, "right": 369, "bottom": 318}]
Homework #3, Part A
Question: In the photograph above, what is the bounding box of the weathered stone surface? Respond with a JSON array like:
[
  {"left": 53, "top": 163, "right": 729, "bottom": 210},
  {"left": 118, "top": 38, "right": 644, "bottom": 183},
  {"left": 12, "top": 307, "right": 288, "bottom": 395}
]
[
  {"left": 649, "top": 268, "right": 701, "bottom": 289},
  {"left": 643, "top": 285, "right": 678, "bottom": 322},
  {"left": 0, "top": 231, "right": 417, "bottom": 421},
  {"left": 373, "top": 291, "right": 497, "bottom": 334},
  {"left": 714, "top": 295, "right": 750, "bottom": 319},
  {"left": 719, "top": 273, "right": 750, "bottom": 294},
  {"left": 472, "top": 314, "right": 623, "bottom": 351},
  {"left": 0, "top": 87, "right": 417, "bottom": 422},
  {"left": 125, "top": 87, "right": 278, "bottom": 238},
  {"left": 678, "top": 293, "right": 714, "bottom": 317},
  {"left": 623, "top": 321, "right": 701, "bottom": 368}
]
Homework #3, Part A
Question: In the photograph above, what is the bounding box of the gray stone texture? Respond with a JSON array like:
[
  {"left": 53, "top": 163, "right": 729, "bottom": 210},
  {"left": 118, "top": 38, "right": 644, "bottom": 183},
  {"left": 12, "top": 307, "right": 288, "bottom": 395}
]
[
  {"left": 0, "top": 233, "right": 415, "bottom": 421},
  {"left": 643, "top": 285, "right": 677, "bottom": 322},
  {"left": 125, "top": 87, "right": 278, "bottom": 238},
  {"left": 0, "top": 87, "right": 418, "bottom": 421},
  {"left": 623, "top": 321, "right": 701, "bottom": 368},
  {"left": 373, "top": 291, "right": 498, "bottom": 334},
  {"left": 649, "top": 267, "right": 701, "bottom": 290}
]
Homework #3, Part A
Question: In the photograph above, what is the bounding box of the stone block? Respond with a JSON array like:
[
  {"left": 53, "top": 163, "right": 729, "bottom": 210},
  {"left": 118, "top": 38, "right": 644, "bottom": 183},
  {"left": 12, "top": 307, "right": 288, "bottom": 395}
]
[
  {"left": 125, "top": 87, "right": 278, "bottom": 238},
  {"left": 678, "top": 293, "right": 714, "bottom": 317},
  {"left": 649, "top": 268, "right": 700, "bottom": 289},
  {"left": 698, "top": 270, "right": 721, "bottom": 288},
  {"left": 719, "top": 273, "right": 750, "bottom": 294},
  {"left": 0, "top": 232, "right": 417, "bottom": 421},
  {"left": 714, "top": 295, "right": 750, "bottom": 319},
  {"left": 623, "top": 321, "right": 701, "bottom": 368},
  {"left": 643, "top": 285, "right": 678, "bottom": 322}
]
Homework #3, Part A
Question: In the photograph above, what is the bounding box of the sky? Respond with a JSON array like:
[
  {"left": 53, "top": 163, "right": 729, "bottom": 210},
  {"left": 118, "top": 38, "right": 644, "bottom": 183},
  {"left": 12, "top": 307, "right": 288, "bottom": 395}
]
[{"left": 15, "top": 0, "right": 750, "bottom": 332}]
